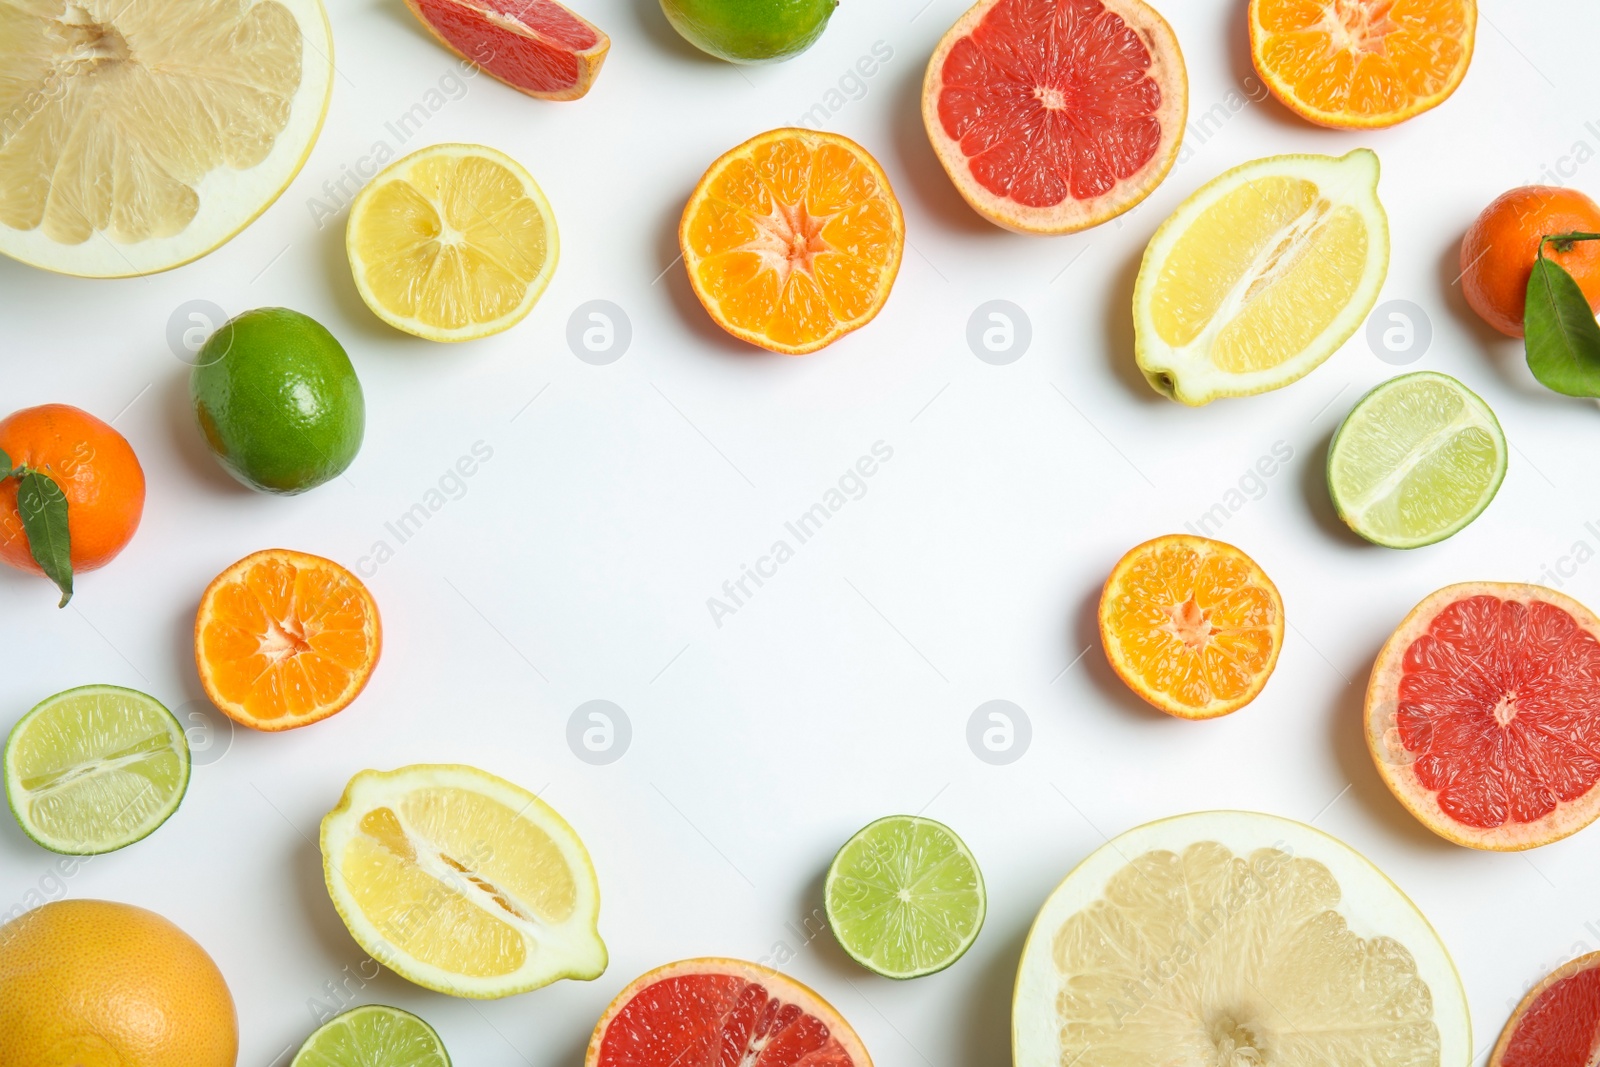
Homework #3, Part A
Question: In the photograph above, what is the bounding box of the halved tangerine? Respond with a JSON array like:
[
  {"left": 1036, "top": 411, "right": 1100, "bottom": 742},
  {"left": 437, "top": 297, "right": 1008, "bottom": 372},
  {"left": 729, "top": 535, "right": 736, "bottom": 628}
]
[
  {"left": 195, "top": 549, "right": 381, "bottom": 731},
  {"left": 586, "top": 958, "right": 871, "bottom": 1067},
  {"left": 922, "top": 0, "right": 1188, "bottom": 235},
  {"left": 680, "top": 128, "right": 904, "bottom": 355},
  {"left": 1366, "top": 582, "right": 1600, "bottom": 851},
  {"left": 1099, "top": 535, "right": 1284, "bottom": 719},
  {"left": 1249, "top": 0, "right": 1476, "bottom": 129},
  {"left": 1490, "top": 951, "right": 1600, "bottom": 1067}
]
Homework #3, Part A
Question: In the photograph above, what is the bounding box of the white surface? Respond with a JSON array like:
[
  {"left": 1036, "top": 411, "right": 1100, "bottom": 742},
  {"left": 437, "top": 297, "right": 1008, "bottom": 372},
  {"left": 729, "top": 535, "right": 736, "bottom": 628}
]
[{"left": 2, "top": 2, "right": 1599, "bottom": 1064}]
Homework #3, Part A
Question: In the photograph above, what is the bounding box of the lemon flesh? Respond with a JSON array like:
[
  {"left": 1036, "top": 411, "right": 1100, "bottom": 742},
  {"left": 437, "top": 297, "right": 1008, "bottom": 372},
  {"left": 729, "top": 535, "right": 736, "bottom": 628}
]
[
  {"left": 1135, "top": 150, "right": 1388, "bottom": 405},
  {"left": 0, "top": 0, "right": 333, "bottom": 277},
  {"left": 347, "top": 144, "right": 558, "bottom": 342},
  {"left": 320, "top": 764, "right": 605, "bottom": 999},
  {"left": 1014, "top": 811, "right": 1470, "bottom": 1067}
]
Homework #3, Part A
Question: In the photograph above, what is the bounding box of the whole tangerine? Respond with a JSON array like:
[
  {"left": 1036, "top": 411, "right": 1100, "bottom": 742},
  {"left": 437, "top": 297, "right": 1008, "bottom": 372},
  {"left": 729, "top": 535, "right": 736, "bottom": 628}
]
[
  {"left": 1460, "top": 186, "right": 1600, "bottom": 338},
  {"left": 0, "top": 404, "right": 145, "bottom": 576}
]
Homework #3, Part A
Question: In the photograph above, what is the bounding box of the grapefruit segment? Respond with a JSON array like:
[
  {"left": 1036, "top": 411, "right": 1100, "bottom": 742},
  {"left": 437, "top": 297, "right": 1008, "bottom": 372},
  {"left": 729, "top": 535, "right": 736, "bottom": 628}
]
[
  {"left": 403, "top": 0, "right": 609, "bottom": 101},
  {"left": 922, "top": 0, "right": 1187, "bottom": 234},
  {"left": 1491, "top": 953, "right": 1600, "bottom": 1067},
  {"left": 1366, "top": 582, "right": 1600, "bottom": 850},
  {"left": 586, "top": 959, "right": 870, "bottom": 1067}
]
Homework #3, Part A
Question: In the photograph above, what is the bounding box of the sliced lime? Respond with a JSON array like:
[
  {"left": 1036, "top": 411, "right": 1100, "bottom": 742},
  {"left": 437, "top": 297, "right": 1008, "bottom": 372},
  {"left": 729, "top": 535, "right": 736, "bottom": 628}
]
[
  {"left": 824, "top": 815, "right": 985, "bottom": 980},
  {"left": 291, "top": 1005, "right": 450, "bottom": 1067},
  {"left": 4, "top": 685, "right": 190, "bottom": 855},
  {"left": 1327, "top": 371, "right": 1507, "bottom": 549}
]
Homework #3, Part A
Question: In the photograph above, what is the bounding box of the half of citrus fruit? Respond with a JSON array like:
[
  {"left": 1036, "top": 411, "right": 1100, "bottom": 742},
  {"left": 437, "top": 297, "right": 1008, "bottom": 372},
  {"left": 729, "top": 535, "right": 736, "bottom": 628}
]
[
  {"left": 824, "top": 815, "right": 985, "bottom": 980},
  {"left": 922, "top": 0, "right": 1187, "bottom": 234},
  {"left": 403, "top": 0, "right": 609, "bottom": 101},
  {"left": 1328, "top": 371, "right": 1507, "bottom": 549},
  {"left": 1490, "top": 951, "right": 1600, "bottom": 1067},
  {"left": 586, "top": 958, "right": 871, "bottom": 1067},
  {"left": 680, "top": 128, "right": 904, "bottom": 355},
  {"left": 1250, "top": 0, "right": 1475, "bottom": 129},
  {"left": 195, "top": 549, "right": 381, "bottom": 731},
  {"left": 1367, "top": 582, "right": 1600, "bottom": 851},
  {"left": 1134, "top": 150, "right": 1389, "bottom": 405},
  {"left": 4, "top": 685, "right": 189, "bottom": 855},
  {"left": 291, "top": 1004, "right": 451, "bottom": 1067},
  {"left": 1014, "top": 810, "right": 1471, "bottom": 1067},
  {"left": 347, "top": 143, "right": 559, "bottom": 342},
  {"left": 1100, "top": 535, "right": 1284, "bottom": 719},
  {"left": 320, "top": 764, "right": 606, "bottom": 999},
  {"left": 0, "top": 0, "right": 334, "bottom": 277}
]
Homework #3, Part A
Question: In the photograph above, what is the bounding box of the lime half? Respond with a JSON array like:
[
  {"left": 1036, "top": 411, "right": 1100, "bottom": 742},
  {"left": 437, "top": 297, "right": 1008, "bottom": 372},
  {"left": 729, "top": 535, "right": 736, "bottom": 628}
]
[
  {"left": 291, "top": 1005, "right": 450, "bottom": 1067},
  {"left": 4, "top": 685, "right": 190, "bottom": 854},
  {"left": 1327, "top": 371, "right": 1507, "bottom": 549},
  {"left": 824, "top": 815, "right": 985, "bottom": 979}
]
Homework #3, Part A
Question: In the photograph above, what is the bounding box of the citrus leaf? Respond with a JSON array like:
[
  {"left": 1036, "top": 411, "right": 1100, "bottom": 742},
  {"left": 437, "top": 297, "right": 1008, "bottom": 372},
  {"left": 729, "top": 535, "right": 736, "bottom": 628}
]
[
  {"left": 17, "top": 470, "right": 72, "bottom": 607},
  {"left": 1526, "top": 256, "right": 1600, "bottom": 397},
  {"left": 0, "top": 448, "right": 13, "bottom": 479}
]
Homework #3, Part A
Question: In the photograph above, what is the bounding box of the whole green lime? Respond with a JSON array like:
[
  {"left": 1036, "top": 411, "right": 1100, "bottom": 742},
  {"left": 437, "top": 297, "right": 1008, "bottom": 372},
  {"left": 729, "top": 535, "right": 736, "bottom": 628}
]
[
  {"left": 660, "top": 0, "right": 836, "bottom": 63},
  {"left": 191, "top": 308, "right": 364, "bottom": 495}
]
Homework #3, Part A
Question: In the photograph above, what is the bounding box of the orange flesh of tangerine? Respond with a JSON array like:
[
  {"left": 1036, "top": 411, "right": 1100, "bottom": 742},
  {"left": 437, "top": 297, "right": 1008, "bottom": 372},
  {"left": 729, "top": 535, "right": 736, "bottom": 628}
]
[{"left": 681, "top": 129, "right": 904, "bottom": 355}]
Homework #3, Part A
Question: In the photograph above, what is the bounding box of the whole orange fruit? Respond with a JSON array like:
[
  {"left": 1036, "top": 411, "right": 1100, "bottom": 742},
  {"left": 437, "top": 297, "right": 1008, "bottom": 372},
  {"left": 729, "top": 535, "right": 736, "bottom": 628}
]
[
  {"left": 0, "top": 404, "right": 145, "bottom": 575},
  {"left": 1461, "top": 186, "right": 1600, "bottom": 338},
  {"left": 0, "top": 899, "right": 237, "bottom": 1067}
]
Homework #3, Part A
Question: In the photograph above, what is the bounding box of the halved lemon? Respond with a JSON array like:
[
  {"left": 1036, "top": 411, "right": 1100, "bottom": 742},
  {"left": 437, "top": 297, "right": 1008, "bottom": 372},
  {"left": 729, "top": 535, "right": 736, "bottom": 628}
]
[
  {"left": 1134, "top": 150, "right": 1389, "bottom": 405},
  {"left": 346, "top": 144, "right": 559, "bottom": 342},
  {"left": 0, "top": 0, "right": 333, "bottom": 277},
  {"left": 320, "top": 764, "right": 606, "bottom": 999}
]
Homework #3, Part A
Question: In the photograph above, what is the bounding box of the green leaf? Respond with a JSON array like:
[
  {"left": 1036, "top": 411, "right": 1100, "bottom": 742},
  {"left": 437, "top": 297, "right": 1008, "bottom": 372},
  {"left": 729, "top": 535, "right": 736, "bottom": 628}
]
[
  {"left": 1525, "top": 255, "right": 1600, "bottom": 397},
  {"left": 16, "top": 470, "right": 73, "bottom": 607},
  {"left": 0, "top": 447, "right": 12, "bottom": 479}
]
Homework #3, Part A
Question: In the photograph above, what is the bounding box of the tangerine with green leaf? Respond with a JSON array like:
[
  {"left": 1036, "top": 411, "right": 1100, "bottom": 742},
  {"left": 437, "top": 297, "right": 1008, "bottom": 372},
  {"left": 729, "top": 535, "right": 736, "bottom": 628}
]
[{"left": 1461, "top": 186, "right": 1600, "bottom": 337}]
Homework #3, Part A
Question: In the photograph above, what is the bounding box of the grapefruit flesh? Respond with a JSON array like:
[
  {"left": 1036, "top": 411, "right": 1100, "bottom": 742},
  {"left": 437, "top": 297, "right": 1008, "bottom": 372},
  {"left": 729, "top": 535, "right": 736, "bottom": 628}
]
[
  {"left": 404, "top": 0, "right": 610, "bottom": 101},
  {"left": 586, "top": 959, "right": 870, "bottom": 1067},
  {"left": 922, "top": 0, "right": 1187, "bottom": 234},
  {"left": 1492, "top": 953, "right": 1600, "bottom": 1067},
  {"left": 1366, "top": 583, "right": 1600, "bottom": 850}
]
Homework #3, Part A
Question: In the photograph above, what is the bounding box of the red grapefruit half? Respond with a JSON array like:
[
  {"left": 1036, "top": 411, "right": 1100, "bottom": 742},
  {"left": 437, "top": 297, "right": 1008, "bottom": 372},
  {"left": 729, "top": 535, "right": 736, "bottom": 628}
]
[
  {"left": 585, "top": 958, "right": 870, "bottom": 1067},
  {"left": 1366, "top": 582, "right": 1600, "bottom": 851},
  {"left": 1490, "top": 952, "right": 1600, "bottom": 1067},
  {"left": 403, "top": 0, "right": 610, "bottom": 101},
  {"left": 921, "top": 0, "right": 1188, "bottom": 235}
]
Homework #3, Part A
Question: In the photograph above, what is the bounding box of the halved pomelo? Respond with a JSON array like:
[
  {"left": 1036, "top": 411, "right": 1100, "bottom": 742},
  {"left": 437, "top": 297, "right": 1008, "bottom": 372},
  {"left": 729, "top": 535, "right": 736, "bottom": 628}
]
[
  {"left": 586, "top": 958, "right": 870, "bottom": 1067},
  {"left": 403, "top": 0, "right": 609, "bottom": 101},
  {"left": 1490, "top": 952, "right": 1600, "bottom": 1067},
  {"left": 1014, "top": 810, "right": 1471, "bottom": 1067},
  {"left": 1367, "top": 583, "right": 1600, "bottom": 851},
  {"left": 0, "top": 0, "right": 333, "bottom": 277},
  {"left": 922, "top": 0, "right": 1187, "bottom": 235}
]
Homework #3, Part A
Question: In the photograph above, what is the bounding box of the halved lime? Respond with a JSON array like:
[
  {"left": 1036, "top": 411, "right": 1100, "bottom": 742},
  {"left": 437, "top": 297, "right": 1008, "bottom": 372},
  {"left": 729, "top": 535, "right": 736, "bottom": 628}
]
[
  {"left": 1327, "top": 371, "right": 1507, "bottom": 549},
  {"left": 4, "top": 685, "right": 190, "bottom": 855},
  {"left": 291, "top": 1005, "right": 450, "bottom": 1067},
  {"left": 824, "top": 815, "right": 985, "bottom": 979}
]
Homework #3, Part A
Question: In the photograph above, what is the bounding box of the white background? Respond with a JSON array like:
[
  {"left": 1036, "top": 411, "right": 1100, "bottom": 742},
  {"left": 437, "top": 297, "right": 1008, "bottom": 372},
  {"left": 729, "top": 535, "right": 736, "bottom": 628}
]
[{"left": 4, "top": 1, "right": 1600, "bottom": 1064}]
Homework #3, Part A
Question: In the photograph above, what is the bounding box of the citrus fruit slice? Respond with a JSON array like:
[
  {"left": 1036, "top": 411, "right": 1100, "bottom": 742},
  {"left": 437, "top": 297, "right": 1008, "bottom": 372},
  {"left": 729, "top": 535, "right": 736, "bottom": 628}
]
[
  {"left": 1014, "top": 810, "right": 1471, "bottom": 1067},
  {"left": 195, "top": 549, "right": 381, "bottom": 732},
  {"left": 1250, "top": 0, "right": 1475, "bottom": 129},
  {"left": 1328, "top": 372, "right": 1506, "bottom": 549},
  {"left": 1099, "top": 535, "right": 1284, "bottom": 719},
  {"left": 824, "top": 815, "right": 985, "bottom": 980},
  {"left": 0, "top": 0, "right": 333, "bottom": 277},
  {"left": 403, "top": 0, "right": 609, "bottom": 101},
  {"left": 922, "top": 0, "right": 1187, "bottom": 235},
  {"left": 320, "top": 764, "right": 606, "bottom": 999},
  {"left": 291, "top": 1004, "right": 450, "bottom": 1067},
  {"left": 586, "top": 958, "right": 871, "bottom": 1067},
  {"left": 4, "top": 685, "right": 189, "bottom": 855},
  {"left": 1490, "top": 952, "right": 1600, "bottom": 1067},
  {"left": 347, "top": 143, "right": 559, "bottom": 342},
  {"left": 660, "top": 0, "right": 834, "bottom": 63},
  {"left": 680, "top": 128, "right": 904, "bottom": 355},
  {"left": 1134, "top": 150, "right": 1389, "bottom": 405},
  {"left": 1367, "top": 583, "right": 1600, "bottom": 851}
]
